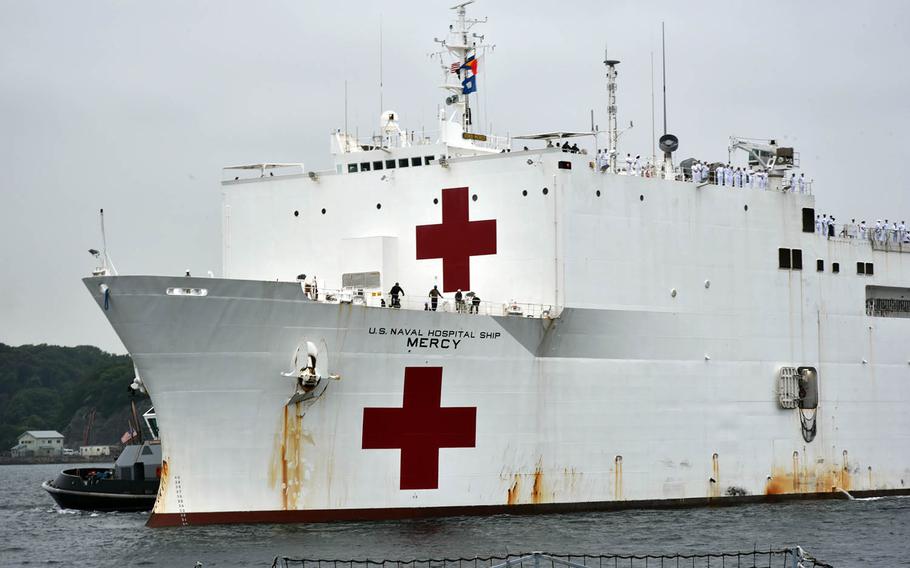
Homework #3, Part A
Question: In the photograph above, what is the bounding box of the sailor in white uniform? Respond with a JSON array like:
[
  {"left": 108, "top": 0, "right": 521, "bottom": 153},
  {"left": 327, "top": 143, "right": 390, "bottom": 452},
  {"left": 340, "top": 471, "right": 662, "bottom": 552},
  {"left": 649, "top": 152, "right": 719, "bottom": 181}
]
[
  {"left": 860, "top": 220, "right": 867, "bottom": 240},
  {"left": 788, "top": 173, "right": 797, "bottom": 192},
  {"left": 633, "top": 155, "right": 641, "bottom": 176},
  {"left": 798, "top": 173, "right": 807, "bottom": 194},
  {"left": 815, "top": 214, "right": 822, "bottom": 234},
  {"left": 724, "top": 165, "right": 733, "bottom": 187},
  {"left": 875, "top": 220, "right": 884, "bottom": 242},
  {"left": 746, "top": 167, "right": 754, "bottom": 189},
  {"left": 625, "top": 153, "right": 633, "bottom": 174},
  {"left": 715, "top": 164, "right": 723, "bottom": 185},
  {"left": 899, "top": 220, "right": 907, "bottom": 243}
]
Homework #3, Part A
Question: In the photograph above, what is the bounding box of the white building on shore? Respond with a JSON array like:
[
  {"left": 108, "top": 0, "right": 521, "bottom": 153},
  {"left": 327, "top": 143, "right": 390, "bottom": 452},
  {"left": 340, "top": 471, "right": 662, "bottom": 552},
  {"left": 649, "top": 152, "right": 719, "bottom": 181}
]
[
  {"left": 79, "top": 445, "right": 112, "bottom": 458},
  {"left": 11, "top": 431, "right": 64, "bottom": 457}
]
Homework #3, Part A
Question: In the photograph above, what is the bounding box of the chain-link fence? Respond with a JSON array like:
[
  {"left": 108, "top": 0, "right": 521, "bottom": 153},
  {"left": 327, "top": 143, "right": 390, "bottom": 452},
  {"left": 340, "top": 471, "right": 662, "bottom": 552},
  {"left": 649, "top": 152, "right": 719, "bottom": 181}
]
[{"left": 272, "top": 550, "right": 833, "bottom": 568}]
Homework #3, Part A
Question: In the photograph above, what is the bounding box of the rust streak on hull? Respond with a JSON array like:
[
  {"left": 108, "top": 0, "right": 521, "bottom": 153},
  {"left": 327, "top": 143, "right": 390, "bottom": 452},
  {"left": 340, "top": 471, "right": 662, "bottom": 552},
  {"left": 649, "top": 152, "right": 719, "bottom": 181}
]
[
  {"left": 269, "top": 402, "right": 304, "bottom": 510},
  {"left": 506, "top": 475, "right": 521, "bottom": 505},
  {"left": 531, "top": 468, "right": 544, "bottom": 504},
  {"left": 613, "top": 455, "right": 623, "bottom": 501},
  {"left": 152, "top": 459, "right": 169, "bottom": 514}
]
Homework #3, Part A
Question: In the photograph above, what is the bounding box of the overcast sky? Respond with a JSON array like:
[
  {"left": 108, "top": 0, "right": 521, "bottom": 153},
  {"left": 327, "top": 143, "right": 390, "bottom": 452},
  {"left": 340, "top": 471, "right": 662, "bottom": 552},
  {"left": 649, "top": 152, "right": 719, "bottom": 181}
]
[{"left": 1, "top": 0, "right": 908, "bottom": 354}]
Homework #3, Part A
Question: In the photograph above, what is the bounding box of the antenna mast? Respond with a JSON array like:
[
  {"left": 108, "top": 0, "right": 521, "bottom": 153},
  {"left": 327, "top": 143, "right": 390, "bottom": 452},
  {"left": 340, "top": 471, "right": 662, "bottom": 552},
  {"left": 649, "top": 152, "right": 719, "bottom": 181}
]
[
  {"left": 661, "top": 22, "right": 667, "bottom": 135},
  {"left": 379, "top": 17, "right": 384, "bottom": 116},
  {"left": 434, "top": 1, "right": 487, "bottom": 137},
  {"left": 604, "top": 50, "right": 621, "bottom": 173},
  {"left": 455, "top": 2, "right": 472, "bottom": 131},
  {"left": 344, "top": 80, "right": 349, "bottom": 152},
  {"left": 656, "top": 22, "right": 679, "bottom": 180},
  {"left": 650, "top": 51, "right": 656, "bottom": 165}
]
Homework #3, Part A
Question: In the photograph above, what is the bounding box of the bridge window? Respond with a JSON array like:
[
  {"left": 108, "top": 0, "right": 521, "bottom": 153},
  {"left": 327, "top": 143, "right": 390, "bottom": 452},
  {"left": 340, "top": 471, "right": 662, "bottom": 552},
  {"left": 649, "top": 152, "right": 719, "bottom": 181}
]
[
  {"left": 360, "top": 162, "right": 371, "bottom": 172},
  {"left": 372, "top": 161, "right": 383, "bottom": 171},
  {"left": 347, "top": 163, "right": 358, "bottom": 173},
  {"left": 866, "top": 286, "right": 910, "bottom": 318},
  {"left": 385, "top": 159, "right": 396, "bottom": 169},
  {"left": 398, "top": 158, "right": 409, "bottom": 168},
  {"left": 424, "top": 155, "right": 435, "bottom": 165},
  {"left": 411, "top": 157, "right": 423, "bottom": 167}
]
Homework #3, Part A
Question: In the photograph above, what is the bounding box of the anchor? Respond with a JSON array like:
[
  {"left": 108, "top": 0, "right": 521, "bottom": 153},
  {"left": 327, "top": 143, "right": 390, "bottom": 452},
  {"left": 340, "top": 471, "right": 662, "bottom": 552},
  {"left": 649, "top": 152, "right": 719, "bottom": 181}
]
[{"left": 280, "top": 340, "right": 339, "bottom": 406}]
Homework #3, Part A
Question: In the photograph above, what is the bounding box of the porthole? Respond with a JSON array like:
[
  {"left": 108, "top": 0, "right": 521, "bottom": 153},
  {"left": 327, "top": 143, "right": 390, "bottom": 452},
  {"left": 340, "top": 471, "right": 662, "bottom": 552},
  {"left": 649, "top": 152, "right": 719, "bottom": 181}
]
[
  {"left": 433, "top": 198, "right": 439, "bottom": 205},
  {"left": 744, "top": 204, "right": 749, "bottom": 211},
  {"left": 321, "top": 208, "right": 326, "bottom": 215},
  {"left": 376, "top": 203, "right": 382, "bottom": 210},
  {"left": 639, "top": 195, "right": 644, "bottom": 202},
  {"left": 521, "top": 190, "right": 528, "bottom": 197},
  {"left": 472, "top": 194, "right": 478, "bottom": 202},
  {"left": 293, "top": 210, "right": 299, "bottom": 217},
  {"left": 542, "top": 187, "right": 549, "bottom": 195},
  {"left": 596, "top": 190, "right": 601, "bottom": 197}
]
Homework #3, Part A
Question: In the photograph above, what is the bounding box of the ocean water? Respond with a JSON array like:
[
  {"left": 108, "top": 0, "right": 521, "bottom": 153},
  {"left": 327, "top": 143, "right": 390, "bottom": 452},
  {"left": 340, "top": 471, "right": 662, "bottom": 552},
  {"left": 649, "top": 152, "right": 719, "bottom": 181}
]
[{"left": 1, "top": 463, "right": 907, "bottom": 568}]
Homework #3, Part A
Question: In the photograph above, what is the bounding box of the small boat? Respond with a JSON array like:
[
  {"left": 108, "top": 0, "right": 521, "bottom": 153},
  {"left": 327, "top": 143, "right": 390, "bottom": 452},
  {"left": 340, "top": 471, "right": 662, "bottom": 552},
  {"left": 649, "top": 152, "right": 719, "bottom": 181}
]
[{"left": 43, "top": 405, "right": 161, "bottom": 512}]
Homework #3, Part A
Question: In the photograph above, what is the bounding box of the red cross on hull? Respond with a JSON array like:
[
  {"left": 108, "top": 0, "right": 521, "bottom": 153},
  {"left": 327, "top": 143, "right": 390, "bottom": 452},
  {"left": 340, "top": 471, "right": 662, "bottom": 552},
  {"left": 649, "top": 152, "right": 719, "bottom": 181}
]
[
  {"left": 416, "top": 187, "right": 497, "bottom": 292},
  {"left": 362, "top": 367, "right": 477, "bottom": 490}
]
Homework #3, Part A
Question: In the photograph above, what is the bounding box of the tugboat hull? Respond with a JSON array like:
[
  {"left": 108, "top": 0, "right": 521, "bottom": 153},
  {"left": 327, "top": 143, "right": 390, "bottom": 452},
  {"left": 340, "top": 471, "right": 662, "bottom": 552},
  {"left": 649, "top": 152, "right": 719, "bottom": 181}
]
[{"left": 43, "top": 467, "right": 159, "bottom": 512}]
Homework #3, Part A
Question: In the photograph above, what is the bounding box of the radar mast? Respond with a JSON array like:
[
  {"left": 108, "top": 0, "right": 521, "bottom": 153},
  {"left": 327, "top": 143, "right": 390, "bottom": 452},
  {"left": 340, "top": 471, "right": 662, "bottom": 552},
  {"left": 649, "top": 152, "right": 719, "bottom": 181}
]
[{"left": 434, "top": 1, "right": 489, "bottom": 136}]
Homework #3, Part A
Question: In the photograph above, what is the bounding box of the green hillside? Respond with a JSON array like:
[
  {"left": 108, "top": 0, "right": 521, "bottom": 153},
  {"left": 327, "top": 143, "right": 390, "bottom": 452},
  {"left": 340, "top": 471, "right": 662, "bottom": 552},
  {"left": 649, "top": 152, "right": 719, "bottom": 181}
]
[{"left": 0, "top": 343, "right": 143, "bottom": 451}]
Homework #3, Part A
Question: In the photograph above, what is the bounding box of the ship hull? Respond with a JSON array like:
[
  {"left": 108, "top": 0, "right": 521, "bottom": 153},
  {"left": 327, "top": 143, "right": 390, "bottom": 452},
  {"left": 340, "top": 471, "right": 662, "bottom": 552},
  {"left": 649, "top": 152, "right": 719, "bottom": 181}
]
[{"left": 85, "top": 275, "right": 910, "bottom": 526}]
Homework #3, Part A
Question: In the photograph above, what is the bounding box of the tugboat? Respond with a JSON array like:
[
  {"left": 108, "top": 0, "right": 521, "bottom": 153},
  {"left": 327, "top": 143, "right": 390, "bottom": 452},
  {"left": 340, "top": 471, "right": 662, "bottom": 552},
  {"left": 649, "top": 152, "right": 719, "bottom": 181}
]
[{"left": 43, "top": 402, "right": 161, "bottom": 512}]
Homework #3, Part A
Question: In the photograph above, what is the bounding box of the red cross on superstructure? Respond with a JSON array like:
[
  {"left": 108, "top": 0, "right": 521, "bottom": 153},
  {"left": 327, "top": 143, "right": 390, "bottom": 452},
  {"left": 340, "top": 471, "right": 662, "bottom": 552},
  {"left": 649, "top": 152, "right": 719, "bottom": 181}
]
[
  {"left": 362, "top": 367, "right": 477, "bottom": 490},
  {"left": 416, "top": 187, "right": 497, "bottom": 292}
]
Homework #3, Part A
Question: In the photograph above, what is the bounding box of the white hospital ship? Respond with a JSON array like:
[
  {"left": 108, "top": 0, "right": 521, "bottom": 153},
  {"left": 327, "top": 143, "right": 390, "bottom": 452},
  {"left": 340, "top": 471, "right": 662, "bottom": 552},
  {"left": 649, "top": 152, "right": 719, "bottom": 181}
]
[{"left": 85, "top": 2, "right": 910, "bottom": 526}]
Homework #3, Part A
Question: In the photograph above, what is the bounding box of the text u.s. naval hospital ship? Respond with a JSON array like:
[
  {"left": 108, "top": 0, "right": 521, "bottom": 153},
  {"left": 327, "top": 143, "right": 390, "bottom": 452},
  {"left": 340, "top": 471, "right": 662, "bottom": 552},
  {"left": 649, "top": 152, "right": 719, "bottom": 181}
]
[{"left": 85, "top": 2, "right": 910, "bottom": 526}]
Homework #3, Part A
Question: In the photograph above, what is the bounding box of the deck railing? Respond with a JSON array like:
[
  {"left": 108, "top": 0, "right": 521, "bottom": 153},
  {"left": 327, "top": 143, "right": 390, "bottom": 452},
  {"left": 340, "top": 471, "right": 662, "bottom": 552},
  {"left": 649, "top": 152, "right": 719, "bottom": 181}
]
[
  {"left": 814, "top": 226, "right": 909, "bottom": 250},
  {"left": 312, "top": 288, "right": 560, "bottom": 319}
]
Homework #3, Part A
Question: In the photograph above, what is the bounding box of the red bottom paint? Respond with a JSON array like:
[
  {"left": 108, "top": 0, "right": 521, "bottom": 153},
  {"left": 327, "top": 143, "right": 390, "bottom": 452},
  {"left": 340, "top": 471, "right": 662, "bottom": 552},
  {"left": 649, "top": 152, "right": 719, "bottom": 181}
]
[{"left": 146, "top": 487, "right": 910, "bottom": 527}]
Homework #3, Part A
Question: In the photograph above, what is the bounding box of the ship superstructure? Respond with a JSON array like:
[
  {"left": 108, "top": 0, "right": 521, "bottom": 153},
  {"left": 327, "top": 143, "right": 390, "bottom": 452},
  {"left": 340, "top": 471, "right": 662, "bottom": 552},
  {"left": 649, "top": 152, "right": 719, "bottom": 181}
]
[{"left": 85, "top": 2, "right": 910, "bottom": 526}]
